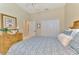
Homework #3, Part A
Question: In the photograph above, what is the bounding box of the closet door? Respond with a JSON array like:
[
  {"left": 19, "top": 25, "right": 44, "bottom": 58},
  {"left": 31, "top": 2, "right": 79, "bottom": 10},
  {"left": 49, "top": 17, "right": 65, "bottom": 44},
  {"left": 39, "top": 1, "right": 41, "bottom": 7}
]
[{"left": 41, "top": 20, "right": 59, "bottom": 37}]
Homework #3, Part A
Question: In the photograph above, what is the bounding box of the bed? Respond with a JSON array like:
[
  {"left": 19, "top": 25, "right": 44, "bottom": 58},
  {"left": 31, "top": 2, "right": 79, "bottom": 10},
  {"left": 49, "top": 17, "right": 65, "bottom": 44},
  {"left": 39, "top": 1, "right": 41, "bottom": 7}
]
[
  {"left": 6, "top": 20, "right": 79, "bottom": 55},
  {"left": 7, "top": 36, "right": 78, "bottom": 55}
]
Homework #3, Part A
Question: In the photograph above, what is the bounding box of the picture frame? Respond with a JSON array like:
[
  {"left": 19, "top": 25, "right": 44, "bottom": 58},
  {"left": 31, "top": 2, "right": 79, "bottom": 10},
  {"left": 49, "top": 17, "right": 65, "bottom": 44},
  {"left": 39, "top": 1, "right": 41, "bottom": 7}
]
[{"left": 2, "top": 14, "right": 17, "bottom": 29}]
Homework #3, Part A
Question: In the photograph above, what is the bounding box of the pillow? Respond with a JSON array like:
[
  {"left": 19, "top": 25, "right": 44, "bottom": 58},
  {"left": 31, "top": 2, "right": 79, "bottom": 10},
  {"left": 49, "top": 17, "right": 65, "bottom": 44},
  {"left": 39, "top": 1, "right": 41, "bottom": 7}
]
[
  {"left": 63, "top": 29, "right": 72, "bottom": 35},
  {"left": 58, "top": 33, "right": 72, "bottom": 47},
  {"left": 71, "top": 29, "right": 79, "bottom": 37},
  {"left": 69, "top": 32, "right": 79, "bottom": 53}
]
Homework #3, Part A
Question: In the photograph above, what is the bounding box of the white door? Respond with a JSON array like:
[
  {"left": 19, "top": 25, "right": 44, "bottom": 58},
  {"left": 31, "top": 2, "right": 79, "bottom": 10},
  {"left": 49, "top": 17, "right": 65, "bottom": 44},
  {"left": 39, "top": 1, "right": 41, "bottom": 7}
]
[
  {"left": 29, "top": 21, "right": 36, "bottom": 36},
  {"left": 41, "top": 20, "right": 59, "bottom": 37}
]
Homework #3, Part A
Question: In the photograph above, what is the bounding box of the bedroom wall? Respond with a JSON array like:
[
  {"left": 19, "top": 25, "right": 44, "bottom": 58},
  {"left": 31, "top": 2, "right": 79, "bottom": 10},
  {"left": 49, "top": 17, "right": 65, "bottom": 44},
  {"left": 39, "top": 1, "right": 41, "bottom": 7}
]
[
  {"left": 0, "top": 3, "right": 30, "bottom": 33},
  {"left": 30, "top": 6, "right": 65, "bottom": 33},
  {"left": 65, "top": 3, "right": 79, "bottom": 28}
]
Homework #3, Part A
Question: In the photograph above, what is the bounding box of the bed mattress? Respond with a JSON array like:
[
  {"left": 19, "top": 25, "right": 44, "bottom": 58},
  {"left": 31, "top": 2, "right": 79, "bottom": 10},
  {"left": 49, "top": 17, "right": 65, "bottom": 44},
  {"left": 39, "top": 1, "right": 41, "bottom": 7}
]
[{"left": 7, "top": 36, "right": 78, "bottom": 55}]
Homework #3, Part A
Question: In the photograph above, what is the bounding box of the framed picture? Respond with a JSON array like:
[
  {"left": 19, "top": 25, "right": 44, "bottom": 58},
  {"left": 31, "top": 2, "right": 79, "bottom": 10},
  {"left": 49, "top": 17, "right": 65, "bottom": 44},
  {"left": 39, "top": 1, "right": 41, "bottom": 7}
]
[{"left": 2, "top": 14, "right": 17, "bottom": 29}]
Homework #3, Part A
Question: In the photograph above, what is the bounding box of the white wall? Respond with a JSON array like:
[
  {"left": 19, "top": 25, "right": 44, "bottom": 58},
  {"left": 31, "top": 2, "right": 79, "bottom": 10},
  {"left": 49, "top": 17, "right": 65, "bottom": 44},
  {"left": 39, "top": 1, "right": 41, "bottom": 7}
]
[
  {"left": 65, "top": 3, "right": 79, "bottom": 28},
  {"left": 0, "top": 3, "right": 30, "bottom": 33}
]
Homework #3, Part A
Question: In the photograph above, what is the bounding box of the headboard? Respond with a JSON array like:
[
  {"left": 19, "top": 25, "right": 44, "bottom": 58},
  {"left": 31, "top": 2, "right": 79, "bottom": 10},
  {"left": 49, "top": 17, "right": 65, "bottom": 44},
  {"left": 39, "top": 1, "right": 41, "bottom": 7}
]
[{"left": 70, "top": 20, "right": 79, "bottom": 29}]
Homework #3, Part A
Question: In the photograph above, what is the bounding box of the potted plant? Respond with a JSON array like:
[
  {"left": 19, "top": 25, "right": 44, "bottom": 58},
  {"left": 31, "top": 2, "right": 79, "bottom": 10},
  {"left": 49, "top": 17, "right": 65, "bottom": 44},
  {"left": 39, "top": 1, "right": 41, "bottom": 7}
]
[{"left": 0, "top": 28, "right": 11, "bottom": 35}]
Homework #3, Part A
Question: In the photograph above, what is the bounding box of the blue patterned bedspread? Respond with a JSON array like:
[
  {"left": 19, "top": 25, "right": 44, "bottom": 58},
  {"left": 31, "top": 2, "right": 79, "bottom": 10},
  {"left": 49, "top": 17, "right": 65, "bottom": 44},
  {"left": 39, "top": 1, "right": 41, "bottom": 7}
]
[{"left": 7, "top": 36, "right": 78, "bottom": 55}]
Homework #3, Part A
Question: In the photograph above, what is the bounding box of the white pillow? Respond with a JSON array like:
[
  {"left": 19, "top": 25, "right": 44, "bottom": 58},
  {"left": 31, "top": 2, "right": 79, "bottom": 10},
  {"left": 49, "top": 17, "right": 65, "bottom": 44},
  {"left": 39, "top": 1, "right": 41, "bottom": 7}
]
[
  {"left": 71, "top": 29, "right": 79, "bottom": 37},
  {"left": 58, "top": 33, "right": 72, "bottom": 47}
]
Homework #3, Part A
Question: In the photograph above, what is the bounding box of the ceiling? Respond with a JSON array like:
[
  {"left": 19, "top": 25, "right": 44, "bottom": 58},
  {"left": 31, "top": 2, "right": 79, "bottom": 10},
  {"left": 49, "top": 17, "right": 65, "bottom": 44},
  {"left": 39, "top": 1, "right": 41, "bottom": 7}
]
[{"left": 16, "top": 3, "right": 66, "bottom": 14}]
